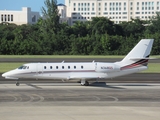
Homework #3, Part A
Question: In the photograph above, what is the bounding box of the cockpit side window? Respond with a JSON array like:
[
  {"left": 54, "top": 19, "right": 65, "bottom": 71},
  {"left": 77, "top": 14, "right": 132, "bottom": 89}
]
[
  {"left": 18, "top": 66, "right": 28, "bottom": 69},
  {"left": 18, "top": 66, "right": 24, "bottom": 69}
]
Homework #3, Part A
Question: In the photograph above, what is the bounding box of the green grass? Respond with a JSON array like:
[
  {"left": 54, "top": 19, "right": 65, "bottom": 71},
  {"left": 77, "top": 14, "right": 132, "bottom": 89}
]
[
  {"left": 0, "top": 55, "right": 124, "bottom": 58},
  {"left": 0, "top": 63, "right": 25, "bottom": 73},
  {"left": 141, "top": 63, "right": 160, "bottom": 73},
  {"left": 0, "top": 55, "right": 160, "bottom": 59},
  {"left": 0, "top": 63, "right": 159, "bottom": 73}
]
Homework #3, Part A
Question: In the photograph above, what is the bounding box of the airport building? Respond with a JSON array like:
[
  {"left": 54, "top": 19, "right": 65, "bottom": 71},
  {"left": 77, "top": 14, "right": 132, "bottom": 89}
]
[
  {"left": 1, "top": 0, "right": 160, "bottom": 26},
  {"left": 0, "top": 7, "right": 41, "bottom": 25},
  {"left": 65, "top": 0, "right": 160, "bottom": 25},
  {"left": 57, "top": 4, "right": 68, "bottom": 24}
]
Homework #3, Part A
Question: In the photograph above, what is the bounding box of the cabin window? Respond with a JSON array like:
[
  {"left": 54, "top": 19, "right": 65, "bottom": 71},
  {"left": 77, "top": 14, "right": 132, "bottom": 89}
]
[
  {"left": 23, "top": 66, "right": 27, "bottom": 69},
  {"left": 74, "top": 66, "right": 76, "bottom": 69},
  {"left": 68, "top": 66, "right": 70, "bottom": 69},
  {"left": 27, "top": 66, "right": 29, "bottom": 69},
  {"left": 44, "top": 66, "right": 46, "bottom": 69},
  {"left": 50, "top": 66, "right": 52, "bottom": 69},
  {"left": 56, "top": 66, "right": 58, "bottom": 69},
  {"left": 62, "top": 66, "right": 64, "bottom": 69},
  {"left": 81, "top": 66, "right": 83, "bottom": 69}
]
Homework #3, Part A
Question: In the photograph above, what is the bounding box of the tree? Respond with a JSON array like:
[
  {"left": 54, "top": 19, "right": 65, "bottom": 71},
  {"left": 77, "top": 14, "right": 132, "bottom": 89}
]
[
  {"left": 71, "top": 21, "right": 89, "bottom": 37},
  {"left": 40, "top": 0, "right": 61, "bottom": 54},
  {"left": 145, "top": 12, "right": 160, "bottom": 34},
  {"left": 91, "top": 17, "right": 115, "bottom": 35},
  {"left": 41, "top": 0, "right": 60, "bottom": 34},
  {"left": 120, "top": 19, "right": 145, "bottom": 37}
]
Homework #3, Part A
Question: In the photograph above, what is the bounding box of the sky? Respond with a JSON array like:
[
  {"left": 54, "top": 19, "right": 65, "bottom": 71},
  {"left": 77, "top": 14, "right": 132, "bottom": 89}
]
[{"left": 0, "top": 0, "right": 64, "bottom": 13}]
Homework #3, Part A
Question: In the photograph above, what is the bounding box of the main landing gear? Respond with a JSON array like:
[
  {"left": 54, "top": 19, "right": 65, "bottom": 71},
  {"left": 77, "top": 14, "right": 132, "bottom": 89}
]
[
  {"left": 81, "top": 79, "right": 89, "bottom": 86},
  {"left": 16, "top": 81, "right": 20, "bottom": 86}
]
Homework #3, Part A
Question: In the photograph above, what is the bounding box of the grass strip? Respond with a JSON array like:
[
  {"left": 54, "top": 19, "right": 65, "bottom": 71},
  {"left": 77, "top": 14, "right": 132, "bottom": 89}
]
[
  {"left": 0, "top": 55, "right": 160, "bottom": 59},
  {"left": 140, "top": 63, "right": 160, "bottom": 73},
  {"left": 0, "top": 55, "right": 124, "bottom": 58},
  {"left": 0, "top": 63, "right": 25, "bottom": 73}
]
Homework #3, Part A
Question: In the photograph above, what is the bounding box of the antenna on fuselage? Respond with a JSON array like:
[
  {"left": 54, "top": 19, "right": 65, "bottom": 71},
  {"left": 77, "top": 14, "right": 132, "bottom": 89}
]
[
  {"left": 62, "top": 60, "right": 64, "bottom": 63},
  {"left": 92, "top": 60, "right": 95, "bottom": 63}
]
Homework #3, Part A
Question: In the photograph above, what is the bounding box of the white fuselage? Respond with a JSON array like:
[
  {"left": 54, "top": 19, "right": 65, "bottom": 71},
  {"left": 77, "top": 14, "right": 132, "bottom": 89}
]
[{"left": 2, "top": 62, "right": 147, "bottom": 81}]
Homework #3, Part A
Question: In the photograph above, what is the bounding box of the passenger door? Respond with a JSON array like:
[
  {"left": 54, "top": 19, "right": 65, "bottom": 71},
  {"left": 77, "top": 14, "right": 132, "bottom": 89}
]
[{"left": 37, "top": 64, "right": 43, "bottom": 75}]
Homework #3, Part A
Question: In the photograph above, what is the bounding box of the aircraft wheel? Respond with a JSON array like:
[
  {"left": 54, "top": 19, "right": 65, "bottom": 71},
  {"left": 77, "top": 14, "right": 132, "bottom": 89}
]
[
  {"left": 81, "top": 83, "right": 85, "bottom": 86},
  {"left": 16, "top": 82, "right": 20, "bottom": 86},
  {"left": 85, "top": 81, "right": 89, "bottom": 86},
  {"left": 80, "top": 80, "right": 89, "bottom": 86}
]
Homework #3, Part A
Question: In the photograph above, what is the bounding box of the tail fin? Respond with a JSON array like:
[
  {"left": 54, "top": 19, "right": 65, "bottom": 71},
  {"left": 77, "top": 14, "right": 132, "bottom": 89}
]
[{"left": 119, "top": 39, "right": 154, "bottom": 67}]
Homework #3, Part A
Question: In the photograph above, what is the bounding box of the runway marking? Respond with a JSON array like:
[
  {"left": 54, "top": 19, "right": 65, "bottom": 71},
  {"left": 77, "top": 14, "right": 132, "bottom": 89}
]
[
  {"left": 108, "top": 96, "right": 119, "bottom": 102},
  {"left": 12, "top": 96, "right": 18, "bottom": 102},
  {"left": 31, "top": 94, "right": 44, "bottom": 102},
  {"left": 0, "top": 95, "right": 17, "bottom": 102},
  {"left": 93, "top": 96, "right": 101, "bottom": 101},
  {"left": 27, "top": 94, "right": 35, "bottom": 102},
  {"left": 16, "top": 96, "right": 22, "bottom": 102}
]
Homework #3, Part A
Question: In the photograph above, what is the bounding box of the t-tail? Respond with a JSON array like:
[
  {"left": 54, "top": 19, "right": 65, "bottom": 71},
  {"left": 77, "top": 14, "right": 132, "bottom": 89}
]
[{"left": 115, "top": 39, "right": 154, "bottom": 71}]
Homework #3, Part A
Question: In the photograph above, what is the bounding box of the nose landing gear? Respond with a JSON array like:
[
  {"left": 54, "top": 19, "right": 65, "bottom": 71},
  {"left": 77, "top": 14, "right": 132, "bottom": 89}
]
[
  {"left": 16, "top": 81, "right": 20, "bottom": 86},
  {"left": 81, "top": 79, "right": 89, "bottom": 86}
]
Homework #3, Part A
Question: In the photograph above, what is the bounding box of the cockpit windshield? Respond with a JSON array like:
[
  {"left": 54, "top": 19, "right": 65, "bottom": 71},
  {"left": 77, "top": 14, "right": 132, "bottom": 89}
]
[{"left": 18, "top": 66, "right": 29, "bottom": 69}]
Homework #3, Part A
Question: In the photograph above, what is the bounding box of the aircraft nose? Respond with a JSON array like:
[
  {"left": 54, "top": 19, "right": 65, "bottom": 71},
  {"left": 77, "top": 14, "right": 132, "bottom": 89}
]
[
  {"left": 2, "top": 73, "right": 7, "bottom": 77},
  {"left": 2, "top": 71, "right": 18, "bottom": 79},
  {"left": 2, "top": 71, "right": 10, "bottom": 77}
]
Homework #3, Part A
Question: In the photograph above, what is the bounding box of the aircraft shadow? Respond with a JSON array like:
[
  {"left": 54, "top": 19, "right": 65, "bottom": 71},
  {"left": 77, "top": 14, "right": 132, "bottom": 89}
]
[
  {"left": 89, "top": 82, "right": 125, "bottom": 89},
  {"left": 25, "top": 82, "right": 159, "bottom": 89},
  {"left": 25, "top": 82, "right": 125, "bottom": 89}
]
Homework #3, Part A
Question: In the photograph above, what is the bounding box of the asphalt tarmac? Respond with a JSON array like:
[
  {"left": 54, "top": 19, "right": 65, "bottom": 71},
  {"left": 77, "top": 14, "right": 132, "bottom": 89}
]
[{"left": 0, "top": 83, "right": 160, "bottom": 120}]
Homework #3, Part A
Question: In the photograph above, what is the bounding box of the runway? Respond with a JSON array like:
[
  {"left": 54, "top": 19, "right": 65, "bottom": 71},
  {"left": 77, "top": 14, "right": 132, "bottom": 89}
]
[
  {"left": 0, "top": 82, "right": 160, "bottom": 120},
  {"left": 1, "top": 83, "right": 160, "bottom": 105}
]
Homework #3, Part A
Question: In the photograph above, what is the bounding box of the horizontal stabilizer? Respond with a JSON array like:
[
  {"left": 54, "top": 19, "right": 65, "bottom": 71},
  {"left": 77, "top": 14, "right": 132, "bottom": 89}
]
[{"left": 129, "top": 57, "right": 156, "bottom": 60}]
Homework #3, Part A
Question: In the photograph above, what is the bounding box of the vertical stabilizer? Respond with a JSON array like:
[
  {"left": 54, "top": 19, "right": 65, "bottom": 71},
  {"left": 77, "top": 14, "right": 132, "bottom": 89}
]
[{"left": 119, "top": 39, "right": 154, "bottom": 67}]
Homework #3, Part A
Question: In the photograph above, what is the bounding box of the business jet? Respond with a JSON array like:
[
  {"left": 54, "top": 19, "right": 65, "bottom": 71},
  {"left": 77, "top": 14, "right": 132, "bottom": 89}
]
[{"left": 2, "top": 39, "right": 154, "bottom": 86}]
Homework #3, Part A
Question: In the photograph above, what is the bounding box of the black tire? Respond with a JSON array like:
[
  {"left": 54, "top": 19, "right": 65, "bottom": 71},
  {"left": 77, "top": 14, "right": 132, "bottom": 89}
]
[
  {"left": 16, "top": 82, "right": 20, "bottom": 86},
  {"left": 85, "top": 81, "right": 89, "bottom": 86}
]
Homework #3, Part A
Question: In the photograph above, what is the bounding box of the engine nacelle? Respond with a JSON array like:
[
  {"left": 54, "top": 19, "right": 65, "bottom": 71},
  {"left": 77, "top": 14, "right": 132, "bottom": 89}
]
[{"left": 95, "top": 63, "right": 120, "bottom": 72}]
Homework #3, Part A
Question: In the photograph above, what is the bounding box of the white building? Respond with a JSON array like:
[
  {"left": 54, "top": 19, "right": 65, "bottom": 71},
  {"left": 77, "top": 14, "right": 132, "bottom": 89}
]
[
  {"left": 57, "top": 4, "right": 68, "bottom": 24},
  {"left": 0, "top": 7, "right": 41, "bottom": 25},
  {"left": 65, "top": 0, "right": 160, "bottom": 25}
]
